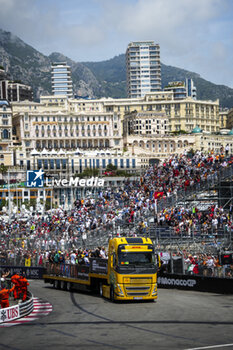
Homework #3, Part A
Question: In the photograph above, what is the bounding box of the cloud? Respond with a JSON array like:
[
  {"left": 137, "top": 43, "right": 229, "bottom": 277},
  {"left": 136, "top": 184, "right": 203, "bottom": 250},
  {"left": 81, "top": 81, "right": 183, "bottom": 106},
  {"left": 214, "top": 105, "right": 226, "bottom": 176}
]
[{"left": 0, "top": 0, "right": 232, "bottom": 87}]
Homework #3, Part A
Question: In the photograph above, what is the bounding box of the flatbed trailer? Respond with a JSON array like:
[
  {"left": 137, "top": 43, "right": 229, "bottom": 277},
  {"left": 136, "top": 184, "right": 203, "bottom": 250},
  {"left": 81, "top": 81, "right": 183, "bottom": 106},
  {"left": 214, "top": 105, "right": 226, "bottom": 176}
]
[
  {"left": 44, "top": 237, "right": 158, "bottom": 301},
  {"left": 43, "top": 258, "right": 108, "bottom": 294}
]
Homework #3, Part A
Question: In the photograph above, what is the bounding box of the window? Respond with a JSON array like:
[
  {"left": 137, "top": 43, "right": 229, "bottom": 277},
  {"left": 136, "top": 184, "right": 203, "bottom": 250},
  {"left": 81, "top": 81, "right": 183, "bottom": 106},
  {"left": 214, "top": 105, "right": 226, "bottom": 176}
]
[{"left": 2, "top": 129, "right": 9, "bottom": 139}]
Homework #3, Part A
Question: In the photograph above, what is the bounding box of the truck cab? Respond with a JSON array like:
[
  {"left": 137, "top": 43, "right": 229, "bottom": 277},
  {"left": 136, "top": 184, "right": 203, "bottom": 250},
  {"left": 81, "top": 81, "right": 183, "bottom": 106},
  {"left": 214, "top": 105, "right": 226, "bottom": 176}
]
[{"left": 102, "top": 237, "right": 158, "bottom": 301}]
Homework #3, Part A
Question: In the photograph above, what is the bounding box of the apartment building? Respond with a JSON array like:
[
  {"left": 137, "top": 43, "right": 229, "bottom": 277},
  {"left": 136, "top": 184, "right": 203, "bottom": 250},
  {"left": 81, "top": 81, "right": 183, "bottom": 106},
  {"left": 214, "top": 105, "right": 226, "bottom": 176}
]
[
  {"left": 0, "top": 80, "right": 33, "bottom": 102},
  {"left": 51, "top": 62, "right": 73, "bottom": 98},
  {"left": 126, "top": 41, "right": 161, "bottom": 98}
]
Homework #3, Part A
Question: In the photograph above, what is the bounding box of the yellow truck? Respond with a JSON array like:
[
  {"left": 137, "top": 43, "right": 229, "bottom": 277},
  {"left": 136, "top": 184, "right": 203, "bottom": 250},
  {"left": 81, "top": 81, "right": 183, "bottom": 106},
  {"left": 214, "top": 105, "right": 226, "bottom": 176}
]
[{"left": 43, "top": 237, "right": 158, "bottom": 301}]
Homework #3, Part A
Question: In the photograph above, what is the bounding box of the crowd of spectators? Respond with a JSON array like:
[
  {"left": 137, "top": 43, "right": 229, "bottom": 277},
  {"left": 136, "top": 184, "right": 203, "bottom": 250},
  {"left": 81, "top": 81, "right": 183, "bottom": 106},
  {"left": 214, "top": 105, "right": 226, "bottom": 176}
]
[
  {"left": 0, "top": 151, "right": 233, "bottom": 276},
  {"left": 160, "top": 250, "right": 233, "bottom": 278},
  {"left": 157, "top": 204, "right": 232, "bottom": 236}
]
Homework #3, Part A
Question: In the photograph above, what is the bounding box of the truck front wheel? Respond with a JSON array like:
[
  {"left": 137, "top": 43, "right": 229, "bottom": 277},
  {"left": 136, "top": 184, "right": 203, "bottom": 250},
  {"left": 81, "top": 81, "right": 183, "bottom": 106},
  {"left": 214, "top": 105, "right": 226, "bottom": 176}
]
[
  {"left": 110, "top": 285, "right": 115, "bottom": 302},
  {"left": 99, "top": 282, "right": 103, "bottom": 297}
]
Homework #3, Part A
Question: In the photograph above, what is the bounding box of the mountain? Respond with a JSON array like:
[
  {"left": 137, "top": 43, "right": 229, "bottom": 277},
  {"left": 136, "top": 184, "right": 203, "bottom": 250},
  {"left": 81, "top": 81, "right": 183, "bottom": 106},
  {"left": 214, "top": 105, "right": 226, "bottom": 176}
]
[
  {"left": 0, "top": 29, "right": 100, "bottom": 99},
  {"left": 1, "top": 28, "right": 233, "bottom": 107},
  {"left": 84, "top": 54, "right": 233, "bottom": 107}
]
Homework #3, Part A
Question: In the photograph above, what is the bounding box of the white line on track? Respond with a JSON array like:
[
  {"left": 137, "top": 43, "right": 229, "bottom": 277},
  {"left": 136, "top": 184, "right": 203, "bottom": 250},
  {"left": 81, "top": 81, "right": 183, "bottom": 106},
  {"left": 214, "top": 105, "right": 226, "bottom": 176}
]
[{"left": 186, "top": 344, "right": 233, "bottom": 350}]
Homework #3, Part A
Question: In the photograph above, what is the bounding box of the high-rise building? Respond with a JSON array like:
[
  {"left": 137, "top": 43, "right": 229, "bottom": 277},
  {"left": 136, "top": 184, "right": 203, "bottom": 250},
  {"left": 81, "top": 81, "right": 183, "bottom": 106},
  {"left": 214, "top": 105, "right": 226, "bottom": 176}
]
[
  {"left": 126, "top": 41, "right": 161, "bottom": 98},
  {"left": 51, "top": 62, "right": 73, "bottom": 98}
]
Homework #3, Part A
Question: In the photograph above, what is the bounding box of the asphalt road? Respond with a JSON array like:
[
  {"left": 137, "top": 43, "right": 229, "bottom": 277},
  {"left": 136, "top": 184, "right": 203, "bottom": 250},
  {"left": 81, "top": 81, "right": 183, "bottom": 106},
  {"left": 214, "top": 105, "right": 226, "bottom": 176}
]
[{"left": 1, "top": 280, "right": 233, "bottom": 350}]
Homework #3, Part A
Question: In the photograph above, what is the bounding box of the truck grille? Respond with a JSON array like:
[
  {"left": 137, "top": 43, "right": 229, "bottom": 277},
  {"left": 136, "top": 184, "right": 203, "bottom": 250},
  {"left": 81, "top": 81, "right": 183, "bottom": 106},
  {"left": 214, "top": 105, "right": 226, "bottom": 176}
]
[
  {"left": 129, "top": 278, "right": 152, "bottom": 284},
  {"left": 125, "top": 286, "right": 151, "bottom": 296}
]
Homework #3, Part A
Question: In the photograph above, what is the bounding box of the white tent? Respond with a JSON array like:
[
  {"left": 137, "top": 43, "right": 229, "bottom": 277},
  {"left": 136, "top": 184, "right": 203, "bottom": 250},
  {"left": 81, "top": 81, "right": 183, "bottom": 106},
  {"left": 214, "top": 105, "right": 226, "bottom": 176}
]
[
  {"left": 41, "top": 148, "right": 49, "bottom": 156},
  {"left": 58, "top": 149, "right": 66, "bottom": 155},
  {"left": 50, "top": 149, "right": 57, "bottom": 156},
  {"left": 30, "top": 149, "right": 40, "bottom": 156}
]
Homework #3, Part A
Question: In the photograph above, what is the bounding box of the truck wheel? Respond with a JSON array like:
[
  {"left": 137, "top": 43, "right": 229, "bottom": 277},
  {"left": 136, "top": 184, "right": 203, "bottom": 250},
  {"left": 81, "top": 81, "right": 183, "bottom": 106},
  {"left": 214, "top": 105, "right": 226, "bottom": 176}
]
[
  {"left": 110, "top": 285, "right": 115, "bottom": 302},
  {"left": 61, "top": 281, "right": 67, "bottom": 290},
  {"left": 67, "top": 282, "right": 72, "bottom": 291},
  {"left": 54, "top": 280, "right": 60, "bottom": 289},
  {"left": 99, "top": 283, "right": 103, "bottom": 297}
]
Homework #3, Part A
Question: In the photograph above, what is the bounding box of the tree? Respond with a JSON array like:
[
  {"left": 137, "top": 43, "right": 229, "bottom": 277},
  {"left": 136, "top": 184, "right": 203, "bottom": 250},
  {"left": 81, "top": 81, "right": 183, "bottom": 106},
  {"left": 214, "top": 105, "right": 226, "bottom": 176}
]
[
  {"left": 77, "top": 167, "right": 99, "bottom": 177},
  {"left": 106, "top": 163, "right": 117, "bottom": 171},
  {"left": 0, "top": 199, "right": 7, "bottom": 210},
  {"left": 0, "top": 164, "right": 8, "bottom": 175}
]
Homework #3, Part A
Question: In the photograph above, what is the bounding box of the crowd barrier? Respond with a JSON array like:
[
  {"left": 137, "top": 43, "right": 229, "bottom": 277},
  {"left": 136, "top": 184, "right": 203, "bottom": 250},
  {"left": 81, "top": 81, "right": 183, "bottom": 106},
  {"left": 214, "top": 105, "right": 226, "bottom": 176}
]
[
  {"left": 0, "top": 291, "right": 33, "bottom": 324},
  {"left": 0, "top": 266, "right": 45, "bottom": 279},
  {"left": 157, "top": 272, "right": 233, "bottom": 294}
]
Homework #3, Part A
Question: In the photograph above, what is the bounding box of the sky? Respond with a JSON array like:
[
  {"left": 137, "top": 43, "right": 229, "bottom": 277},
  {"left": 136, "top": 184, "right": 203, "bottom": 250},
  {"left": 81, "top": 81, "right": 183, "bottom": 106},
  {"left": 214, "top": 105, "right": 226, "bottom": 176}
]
[{"left": 0, "top": 0, "right": 233, "bottom": 87}]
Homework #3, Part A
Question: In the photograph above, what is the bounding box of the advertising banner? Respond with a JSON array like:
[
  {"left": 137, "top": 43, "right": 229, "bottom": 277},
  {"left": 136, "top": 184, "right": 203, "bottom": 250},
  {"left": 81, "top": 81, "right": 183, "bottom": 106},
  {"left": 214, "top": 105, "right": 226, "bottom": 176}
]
[
  {"left": 0, "top": 266, "right": 45, "bottom": 279},
  {"left": 158, "top": 273, "right": 233, "bottom": 294},
  {"left": 76, "top": 265, "right": 89, "bottom": 281},
  {"left": 0, "top": 304, "right": 19, "bottom": 323},
  {"left": 90, "top": 259, "right": 108, "bottom": 275}
]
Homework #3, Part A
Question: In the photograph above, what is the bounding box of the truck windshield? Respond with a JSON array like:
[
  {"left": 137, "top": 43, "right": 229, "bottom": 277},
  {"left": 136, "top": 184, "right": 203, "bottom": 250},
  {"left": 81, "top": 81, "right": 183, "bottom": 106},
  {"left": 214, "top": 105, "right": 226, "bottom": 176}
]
[{"left": 118, "top": 252, "right": 155, "bottom": 266}]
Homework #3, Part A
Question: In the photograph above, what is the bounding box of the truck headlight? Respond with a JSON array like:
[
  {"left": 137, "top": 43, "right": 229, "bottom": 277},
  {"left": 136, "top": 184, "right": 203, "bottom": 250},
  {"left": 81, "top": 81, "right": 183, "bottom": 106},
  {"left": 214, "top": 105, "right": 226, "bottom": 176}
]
[
  {"left": 152, "top": 283, "right": 157, "bottom": 295},
  {"left": 117, "top": 284, "right": 124, "bottom": 296}
]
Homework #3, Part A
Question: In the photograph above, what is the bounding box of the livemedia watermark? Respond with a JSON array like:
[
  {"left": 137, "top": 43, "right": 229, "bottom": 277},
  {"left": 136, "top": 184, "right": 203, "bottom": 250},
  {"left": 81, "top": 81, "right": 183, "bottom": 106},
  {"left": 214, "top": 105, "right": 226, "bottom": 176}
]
[{"left": 27, "top": 170, "right": 105, "bottom": 188}]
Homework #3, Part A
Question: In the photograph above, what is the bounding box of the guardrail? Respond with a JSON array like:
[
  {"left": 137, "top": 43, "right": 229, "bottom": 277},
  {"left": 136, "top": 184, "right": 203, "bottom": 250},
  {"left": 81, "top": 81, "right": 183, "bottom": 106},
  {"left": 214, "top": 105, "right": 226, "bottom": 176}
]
[{"left": 0, "top": 291, "right": 33, "bottom": 324}]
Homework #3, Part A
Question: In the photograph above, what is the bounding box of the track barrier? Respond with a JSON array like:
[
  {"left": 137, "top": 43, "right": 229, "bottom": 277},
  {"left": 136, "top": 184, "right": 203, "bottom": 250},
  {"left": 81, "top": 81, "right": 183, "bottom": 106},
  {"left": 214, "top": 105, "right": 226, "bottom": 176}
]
[
  {"left": 158, "top": 273, "right": 233, "bottom": 294},
  {"left": 0, "top": 266, "right": 45, "bottom": 279},
  {"left": 0, "top": 291, "right": 33, "bottom": 324}
]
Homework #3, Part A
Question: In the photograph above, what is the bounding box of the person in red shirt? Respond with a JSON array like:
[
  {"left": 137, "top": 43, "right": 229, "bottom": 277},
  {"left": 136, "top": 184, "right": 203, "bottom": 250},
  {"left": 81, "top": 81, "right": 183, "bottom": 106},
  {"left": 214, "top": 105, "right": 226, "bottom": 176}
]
[
  {"left": 11, "top": 274, "right": 21, "bottom": 300},
  {"left": 0, "top": 285, "right": 15, "bottom": 308},
  {"left": 18, "top": 275, "right": 29, "bottom": 301}
]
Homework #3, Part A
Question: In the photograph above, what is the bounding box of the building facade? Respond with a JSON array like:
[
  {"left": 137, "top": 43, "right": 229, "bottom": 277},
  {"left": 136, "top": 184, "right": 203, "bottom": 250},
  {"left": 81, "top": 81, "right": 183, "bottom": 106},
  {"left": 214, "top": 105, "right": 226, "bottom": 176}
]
[
  {"left": 226, "top": 108, "right": 233, "bottom": 129},
  {"left": 126, "top": 41, "right": 161, "bottom": 98},
  {"left": 0, "top": 80, "right": 33, "bottom": 102},
  {"left": 5, "top": 92, "right": 230, "bottom": 175},
  {"left": 0, "top": 100, "right": 13, "bottom": 166},
  {"left": 164, "top": 79, "right": 196, "bottom": 100},
  {"left": 186, "top": 78, "right": 197, "bottom": 99},
  {"left": 51, "top": 62, "right": 73, "bottom": 98},
  {"left": 12, "top": 99, "right": 122, "bottom": 152},
  {"left": 123, "top": 111, "right": 169, "bottom": 136}
]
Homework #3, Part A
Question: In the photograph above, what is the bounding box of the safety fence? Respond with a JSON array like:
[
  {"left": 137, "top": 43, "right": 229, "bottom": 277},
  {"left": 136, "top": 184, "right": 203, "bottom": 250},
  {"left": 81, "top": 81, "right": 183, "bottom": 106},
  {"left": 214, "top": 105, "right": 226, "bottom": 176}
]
[{"left": 1, "top": 223, "right": 233, "bottom": 268}]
